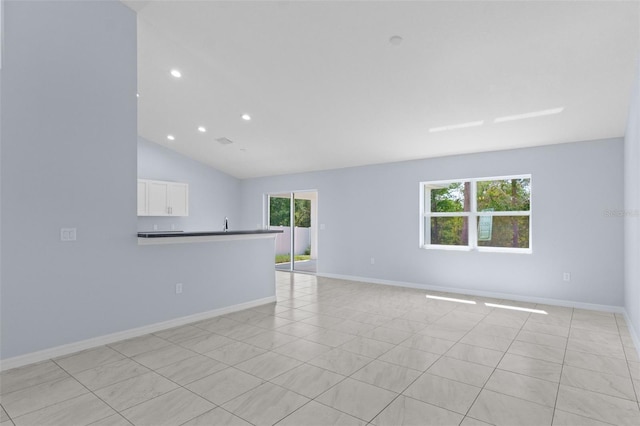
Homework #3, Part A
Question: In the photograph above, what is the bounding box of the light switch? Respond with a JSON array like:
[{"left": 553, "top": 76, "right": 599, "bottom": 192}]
[
  {"left": 320, "top": 224, "right": 326, "bottom": 230},
  {"left": 60, "top": 228, "right": 77, "bottom": 241}
]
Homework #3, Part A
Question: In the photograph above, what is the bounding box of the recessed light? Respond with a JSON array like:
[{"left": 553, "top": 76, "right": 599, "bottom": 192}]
[
  {"left": 136, "top": 93, "right": 139, "bottom": 98},
  {"left": 389, "top": 35, "right": 403, "bottom": 46},
  {"left": 429, "top": 120, "right": 484, "bottom": 133},
  {"left": 494, "top": 107, "right": 564, "bottom": 123},
  {"left": 167, "top": 135, "right": 175, "bottom": 141},
  {"left": 241, "top": 114, "right": 251, "bottom": 121},
  {"left": 170, "top": 69, "right": 182, "bottom": 78},
  {"left": 197, "top": 126, "right": 207, "bottom": 133}
]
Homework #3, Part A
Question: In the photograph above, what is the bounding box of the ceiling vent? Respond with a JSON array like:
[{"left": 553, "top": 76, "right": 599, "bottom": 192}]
[{"left": 216, "top": 137, "right": 234, "bottom": 145}]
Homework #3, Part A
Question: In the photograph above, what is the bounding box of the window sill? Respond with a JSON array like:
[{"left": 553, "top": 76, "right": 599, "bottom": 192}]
[{"left": 421, "top": 245, "right": 532, "bottom": 254}]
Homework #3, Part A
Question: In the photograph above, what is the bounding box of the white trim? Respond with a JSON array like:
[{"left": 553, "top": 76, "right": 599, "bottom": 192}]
[
  {"left": 420, "top": 175, "right": 532, "bottom": 253},
  {"left": 423, "top": 174, "right": 533, "bottom": 187},
  {"left": 317, "top": 272, "right": 625, "bottom": 314},
  {"left": 475, "top": 211, "right": 531, "bottom": 217},
  {"left": 0, "top": 296, "right": 276, "bottom": 371},
  {"left": 421, "top": 245, "right": 533, "bottom": 254},
  {"left": 622, "top": 310, "right": 640, "bottom": 360},
  {"left": 428, "top": 212, "right": 472, "bottom": 217},
  {"left": 423, "top": 244, "right": 471, "bottom": 251},
  {"left": 476, "top": 246, "right": 533, "bottom": 254}
]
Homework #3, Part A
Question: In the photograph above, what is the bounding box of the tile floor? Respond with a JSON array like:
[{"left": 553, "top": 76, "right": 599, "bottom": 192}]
[{"left": 1, "top": 272, "right": 639, "bottom": 426}]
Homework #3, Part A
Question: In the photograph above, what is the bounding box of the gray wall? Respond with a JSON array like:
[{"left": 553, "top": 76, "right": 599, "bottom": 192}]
[
  {"left": 0, "top": 0, "right": 274, "bottom": 360},
  {"left": 137, "top": 137, "right": 240, "bottom": 232},
  {"left": 240, "top": 139, "right": 625, "bottom": 307},
  {"left": 0, "top": 0, "right": 632, "bottom": 361},
  {"left": 624, "top": 65, "right": 640, "bottom": 337}
]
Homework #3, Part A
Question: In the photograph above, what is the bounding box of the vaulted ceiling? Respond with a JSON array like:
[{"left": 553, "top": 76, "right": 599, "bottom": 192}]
[{"left": 125, "top": 1, "right": 640, "bottom": 178}]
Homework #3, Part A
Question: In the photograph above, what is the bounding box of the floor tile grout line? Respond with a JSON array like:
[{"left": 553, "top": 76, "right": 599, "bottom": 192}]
[
  {"left": 6, "top": 272, "right": 639, "bottom": 425},
  {"left": 63, "top": 339, "right": 235, "bottom": 425},
  {"left": 459, "top": 308, "right": 535, "bottom": 422},
  {"left": 617, "top": 314, "right": 640, "bottom": 406},
  {"left": 1, "top": 375, "right": 97, "bottom": 422},
  {"left": 0, "top": 404, "right": 15, "bottom": 426},
  {"left": 551, "top": 308, "right": 636, "bottom": 425},
  {"left": 261, "top": 298, "right": 444, "bottom": 424},
  {"left": 337, "top": 299, "right": 497, "bottom": 425},
  {"left": 49, "top": 358, "right": 134, "bottom": 426}
]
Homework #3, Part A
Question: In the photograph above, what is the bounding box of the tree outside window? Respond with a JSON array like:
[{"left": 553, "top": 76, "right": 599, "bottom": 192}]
[{"left": 422, "top": 176, "right": 531, "bottom": 252}]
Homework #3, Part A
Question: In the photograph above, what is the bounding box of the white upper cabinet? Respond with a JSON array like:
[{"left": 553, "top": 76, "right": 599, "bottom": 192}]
[
  {"left": 137, "top": 180, "right": 148, "bottom": 216},
  {"left": 138, "top": 179, "right": 189, "bottom": 217},
  {"left": 147, "top": 181, "right": 170, "bottom": 216},
  {"left": 167, "top": 182, "right": 189, "bottom": 216}
]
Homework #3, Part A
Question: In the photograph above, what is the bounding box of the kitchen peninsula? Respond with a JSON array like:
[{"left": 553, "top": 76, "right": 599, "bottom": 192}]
[
  {"left": 132, "top": 228, "right": 284, "bottom": 339},
  {"left": 137, "top": 229, "right": 282, "bottom": 245}
]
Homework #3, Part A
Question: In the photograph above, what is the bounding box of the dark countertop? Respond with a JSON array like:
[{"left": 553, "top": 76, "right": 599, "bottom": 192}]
[{"left": 137, "top": 230, "right": 283, "bottom": 238}]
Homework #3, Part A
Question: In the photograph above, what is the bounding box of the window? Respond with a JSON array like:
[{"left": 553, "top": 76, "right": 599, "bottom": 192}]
[{"left": 420, "top": 175, "right": 531, "bottom": 253}]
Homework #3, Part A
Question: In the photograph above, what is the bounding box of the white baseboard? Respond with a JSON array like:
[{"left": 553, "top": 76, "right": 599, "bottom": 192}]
[
  {"left": 622, "top": 310, "right": 640, "bottom": 360},
  {"left": 316, "top": 272, "right": 625, "bottom": 313},
  {"left": 318, "top": 272, "right": 640, "bottom": 356},
  {"left": 0, "top": 296, "right": 276, "bottom": 372}
]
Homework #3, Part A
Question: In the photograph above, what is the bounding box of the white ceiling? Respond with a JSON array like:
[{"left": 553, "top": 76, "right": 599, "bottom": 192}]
[{"left": 126, "top": 0, "right": 640, "bottom": 179}]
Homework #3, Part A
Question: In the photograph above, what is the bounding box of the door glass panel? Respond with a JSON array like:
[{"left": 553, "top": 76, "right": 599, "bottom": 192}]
[
  {"left": 292, "top": 194, "right": 315, "bottom": 273},
  {"left": 270, "top": 194, "right": 292, "bottom": 271}
]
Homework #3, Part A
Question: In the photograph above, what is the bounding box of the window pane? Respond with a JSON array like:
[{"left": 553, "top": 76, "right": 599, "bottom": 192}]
[
  {"left": 477, "top": 216, "right": 530, "bottom": 248},
  {"left": 477, "top": 178, "right": 530, "bottom": 212},
  {"left": 428, "top": 216, "right": 469, "bottom": 246},
  {"left": 429, "top": 182, "right": 470, "bottom": 213}
]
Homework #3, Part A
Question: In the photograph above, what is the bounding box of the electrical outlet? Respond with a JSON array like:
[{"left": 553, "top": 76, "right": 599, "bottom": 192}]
[
  {"left": 563, "top": 272, "right": 571, "bottom": 282},
  {"left": 370, "top": 257, "right": 375, "bottom": 265},
  {"left": 175, "top": 283, "right": 183, "bottom": 294},
  {"left": 60, "top": 228, "right": 77, "bottom": 241},
  {"left": 153, "top": 224, "right": 158, "bottom": 231},
  {"left": 320, "top": 224, "right": 326, "bottom": 230}
]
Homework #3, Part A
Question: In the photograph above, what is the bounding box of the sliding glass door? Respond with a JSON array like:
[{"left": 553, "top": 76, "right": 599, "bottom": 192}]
[{"left": 268, "top": 191, "right": 317, "bottom": 273}]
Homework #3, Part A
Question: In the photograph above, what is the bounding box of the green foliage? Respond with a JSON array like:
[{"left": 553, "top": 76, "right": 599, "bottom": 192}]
[
  {"left": 294, "top": 199, "right": 311, "bottom": 227},
  {"left": 477, "top": 178, "right": 530, "bottom": 212},
  {"left": 430, "top": 182, "right": 466, "bottom": 213},
  {"left": 269, "top": 197, "right": 311, "bottom": 227},
  {"left": 429, "top": 179, "right": 530, "bottom": 248},
  {"left": 431, "top": 217, "right": 467, "bottom": 245},
  {"left": 275, "top": 254, "right": 311, "bottom": 264},
  {"left": 477, "top": 216, "right": 530, "bottom": 249},
  {"left": 270, "top": 197, "right": 290, "bottom": 226},
  {"left": 430, "top": 182, "right": 469, "bottom": 245}
]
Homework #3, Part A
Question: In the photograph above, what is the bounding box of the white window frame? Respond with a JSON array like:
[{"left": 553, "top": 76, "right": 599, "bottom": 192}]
[{"left": 420, "top": 174, "right": 532, "bottom": 254}]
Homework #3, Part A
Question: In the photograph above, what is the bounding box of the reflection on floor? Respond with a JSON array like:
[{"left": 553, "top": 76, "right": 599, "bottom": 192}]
[
  {"left": 275, "top": 259, "right": 317, "bottom": 273},
  {"left": 1, "top": 272, "right": 639, "bottom": 425}
]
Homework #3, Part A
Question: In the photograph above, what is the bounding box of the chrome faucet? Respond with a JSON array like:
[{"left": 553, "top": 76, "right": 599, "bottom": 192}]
[{"left": 223, "top": 217, "right": 229, "bottom": 232}]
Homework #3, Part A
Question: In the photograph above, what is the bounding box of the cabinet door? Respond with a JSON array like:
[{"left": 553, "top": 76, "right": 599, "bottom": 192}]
[
  {"left": 137, "top": 180, "right": 148, "bottom": 216},
  {"left": 168, "top": 183, "right": 189, "bottom": 216},
  {"left": 148, "top": 181, "right": 169, "bottom": 216}
]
